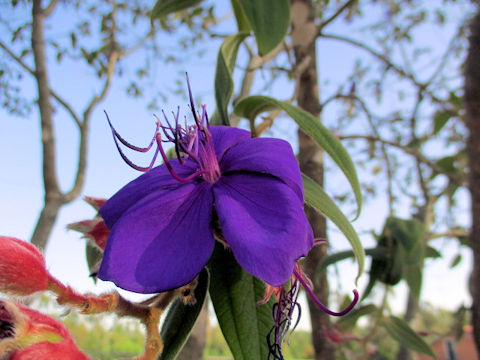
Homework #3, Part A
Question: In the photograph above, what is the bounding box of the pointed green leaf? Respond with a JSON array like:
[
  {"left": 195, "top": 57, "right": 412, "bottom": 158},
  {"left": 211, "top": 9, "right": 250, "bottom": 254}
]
[
  {"left": 234, "top": 96, "right": 362, "bottom": 217},
  {"left": 337, "top": 304, "right": 377, "bottom": 331},
  {"left": 151, "top": 0, "right": 203, "bottom": 19},
  {"left": 433, "top": 110, "right": 451, "bottom": 135},
  {"left": 231, "top": 0, "right": 251, "bottom": 32},
  {"left": 211, "top": 32, "right": 249, "bottom": 126},
  {"left": 85, "top": 242, "right": 103, "bottom": 281},
  {"left": 302, "top": 173, "right": 364, "bottom": 283},
  {"left": 207, "top": 243, "right": 274, "bottom": 360},
  {"left": 384, "top": 216, "right": 424, "bottom": 265},
  {"left": 425, "top": 245, "right": 442, "bottom": 259},
  {"left": 317, "top": 247, "right": 387, "bottom": 275},
  {"left": 383, "top": 316, "right": 435, "bottom": 358},
  {"left": 236, "top": 0, "right": 290, "bottom": 55},
  {"left": 159, "top": 268, "right": 209, "bottom": 360},
  {"left": 404, "top": 264, "right": 422, "bottom": 300},
  {"left": 450, "top": 253, "right": 462, "bottom": 268}
]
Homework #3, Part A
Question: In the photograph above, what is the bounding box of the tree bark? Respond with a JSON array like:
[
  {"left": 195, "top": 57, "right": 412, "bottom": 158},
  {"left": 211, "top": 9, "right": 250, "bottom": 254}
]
[
  {"left": 292, "top": 0, "right": 335, "bottom": 358},
  {"left": 31, "top": 0, "right": 63, "bottom": 250},
  {"left": 464, "top": 7, "right": 480, "bottom": 357}
]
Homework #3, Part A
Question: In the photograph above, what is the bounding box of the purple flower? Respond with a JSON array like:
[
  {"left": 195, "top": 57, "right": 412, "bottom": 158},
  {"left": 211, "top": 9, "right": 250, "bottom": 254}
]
[{"left": 98, "top": 83, "right": 314, "bottom": 294}]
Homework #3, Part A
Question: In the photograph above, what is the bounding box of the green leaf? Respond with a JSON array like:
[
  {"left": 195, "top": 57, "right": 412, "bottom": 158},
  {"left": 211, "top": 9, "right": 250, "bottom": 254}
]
[
  {"left": 151, "top": 0, "right": 203, "bottom": 19},
  {"left": 383, "top": 316, "right": 435, "bottom": 358},
  {"left": 85, "top": 242, "right": 103, "bottom": 281},
  {"left": 207, "top": 243, "right": 274, "bottom": 360},
  {"left": 234, "top": 96, "right": 362, "bottom": 217},
  {"left": 231, "top": 0, "right": 251, "bottom": 32},
  {"left": 236, "top": 0, "right": 290, "bottom": 55},
  {"left": 433, "top": 110, "right": 451, "bottom": 135},
  {"left": 302, "top": 174, "right": 364, "bottom": 283},
  {"left": 384, "top": 216, "right": 424, "bottom": 253},
  {"left": 317, "top": 247, "right": 387, "bottom": 274},
  {"left": 337, "top": 304, "right": 377, "bottom": 331},
  {"left": 404, "top": 264, "right": 422, "bottom": 300},
  {"left": 210, "top": 32, "right": 249, "bottom": 126},
  {"left": 425, "top": 246, "right": 442, "bottom": 259},
  {"left": 159, "top": 268, "right": 209, "bottom": 360},
  {"left": 450, "top": 253, "right": 462, "bottom": 268}
]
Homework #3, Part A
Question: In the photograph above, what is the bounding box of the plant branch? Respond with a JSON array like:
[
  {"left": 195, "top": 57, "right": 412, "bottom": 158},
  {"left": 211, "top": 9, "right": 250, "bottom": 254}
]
[
  {"left": 64, "top": 1, "right": 119, "bottom": 203},
  {"left": 0, "top": 40, "right": 82, "bottom": 127},
  {"left": 318, "top": 0, "right": 357, "bottom": 31},
  {"left": 42, "top": 0, "right": 60, "bottom": 17}
]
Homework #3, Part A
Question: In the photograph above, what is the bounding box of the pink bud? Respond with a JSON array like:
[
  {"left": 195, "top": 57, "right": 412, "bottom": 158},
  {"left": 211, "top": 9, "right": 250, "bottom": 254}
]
[
  {"left": 83, "top": 196, "right": 107, "bottom": 211},
  {"left": 0, "top": 300, "right": 88, "bottom": 360},
  {"left": 0, "top": 236, "right": 49, "bottom": 296},
  {"left": 67, "top": 219, "right": 109, "bottom": 250}
]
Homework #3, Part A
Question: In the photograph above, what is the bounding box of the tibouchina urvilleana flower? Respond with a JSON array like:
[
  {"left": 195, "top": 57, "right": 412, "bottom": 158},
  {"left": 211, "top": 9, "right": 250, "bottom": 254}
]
[
  {"left": 99, "top": 82, "right": 313, "bottom": 293},
  {"left": 98, "top": 79, "right": 358, "bottom": 358}
]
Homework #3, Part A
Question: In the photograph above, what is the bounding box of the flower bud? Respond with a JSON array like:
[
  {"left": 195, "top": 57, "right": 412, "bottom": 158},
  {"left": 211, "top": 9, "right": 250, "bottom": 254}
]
[
  {"left": 0, "top": 300, "right": 88, "bottom": 360},
  {"left": 83, "top": 196, "right": 107, "bottom": 211},
  {"left": 67, "top": 219, "right": 109, "bottom": 251},
  {"left": 0, "top": 236, "right": 49, "bottom": 296},
  {"left": 68, "top": 197, "right": 109, "bottom": 251}
]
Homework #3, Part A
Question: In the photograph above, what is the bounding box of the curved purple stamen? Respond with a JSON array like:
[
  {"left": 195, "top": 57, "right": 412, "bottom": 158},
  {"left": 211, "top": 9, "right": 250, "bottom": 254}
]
[
  {"left": 293, "top": 268, "right": 359, "bottom": 316},
  {"left": 105, "top": 74, "right": 221, "bottom": 184}
]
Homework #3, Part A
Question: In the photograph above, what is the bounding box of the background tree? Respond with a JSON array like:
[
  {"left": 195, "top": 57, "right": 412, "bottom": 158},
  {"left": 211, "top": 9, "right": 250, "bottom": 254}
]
[{"left": 465, "top": 3, "right": 480, "bottom": 356}]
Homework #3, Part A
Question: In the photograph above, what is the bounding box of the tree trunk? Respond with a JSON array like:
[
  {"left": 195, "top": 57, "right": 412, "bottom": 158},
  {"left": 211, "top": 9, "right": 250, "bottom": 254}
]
[
  {"left": 31, "top": 0, "right": 62, "bottom": 250},
  {"left": 464, "top": 7, "right": 480, "bottom": 357},
  {"left": 395, "top": 293, "right": 418, "bottom": 360},
  {"left": 30, "top": 199, "right": 63, "bottom": 251},
  {"left": 292, "top": 0, "right": 335, "bottom": 358}
]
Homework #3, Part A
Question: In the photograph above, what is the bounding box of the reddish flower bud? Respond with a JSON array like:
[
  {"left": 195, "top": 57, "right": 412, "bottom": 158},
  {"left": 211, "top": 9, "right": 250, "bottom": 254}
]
[
  {"left": 67, "top": 219, "right": 109, "bottom": 250},
  {"left": 68, "top": 197, "right": 109, "bottom": 250},
  {"left": 0, "top": 300, "right": 88, "bottom": 360},
  {"left": 0, "top": 236, "right": 49, "bottom": 296},
  {"left": 83, "top": 196, "right": 107, "bottom": 211}
]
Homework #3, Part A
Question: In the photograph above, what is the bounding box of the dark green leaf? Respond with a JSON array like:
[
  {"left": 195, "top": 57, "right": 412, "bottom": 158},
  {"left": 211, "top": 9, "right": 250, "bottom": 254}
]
[
  {"left": 302, "top": 174, "right": 364, "bottom": 283},
  {"left": 85, "top": 242, "right": 103, "bottom": 281},
  {"left": 433, "top": 110, "right": 451, "bottom": 135},
  {"left": 383, "top": 316, "right": 435, "bottom": 358},
  {"left": 404, "top": 264, "right": 422, "bottom": 300},
  {"left": 231, "top": 0, "right": 251, "bottom": 32},
  {"left": 234, "top": 96, "right": 362, "bottom": 218},
  {"left": 449, "top": 91, "right": 462, "bottom": 109},
  {"left": 159, "top": 268, "right": 209, "bottom": 360},
  {"left": 236, "top": 0, "right": 290, "bottom": 55},
  {"left": 436, "top": 155, "right": 458, "bottom": 175},
  {"left": 450, "top": 253, "right": 462, "bottom": 268},
  {"left": 207, "top": 243, "right": 274, "bottom": 360},
  {"left": 425, "top": 246, "right": 442, "bottom": 259},
  {"left": 337, "top": 304, "right": 377, "bottom": 331},
  {"left": 211, "top": 32, "right": 249, "bottom": 126},
  {"left": 317, "top": 247, "right": 387, "bottom": 275},
  {"left": 151, "top": 0, "right": 203, "bottom": 20},
  {"left": 384, "top": 216, "right": 424, "bottom": 253}
]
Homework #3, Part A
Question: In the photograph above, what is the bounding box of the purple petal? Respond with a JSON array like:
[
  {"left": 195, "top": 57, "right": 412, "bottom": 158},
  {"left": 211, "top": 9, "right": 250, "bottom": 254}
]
[
  {"left": 209, "top": 126, "right": 251, "bottom": 161},
  {"left": 213, "top": 173, "right": 313, "bottom": 286},
  {"left": 100, "top": 160, "right": 198, "bottom": 228},
  {"left": 219, "top": 137, "right": 304, "bottom": 202},
  {"left": 98, "top": 182, "right": 214, "bottom": 293}
]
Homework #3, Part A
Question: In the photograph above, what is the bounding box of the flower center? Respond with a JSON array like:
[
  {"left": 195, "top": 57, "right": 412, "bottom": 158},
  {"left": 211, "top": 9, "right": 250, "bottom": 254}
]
[
  {"left": 156, "top": 102, "right": 221, "bottom": 184},
  {"left": 104, "top": 75, "right": 221, "bottom": 184},
  {"left": 0, "top": 302, "right": 15, "bottom": 340}
]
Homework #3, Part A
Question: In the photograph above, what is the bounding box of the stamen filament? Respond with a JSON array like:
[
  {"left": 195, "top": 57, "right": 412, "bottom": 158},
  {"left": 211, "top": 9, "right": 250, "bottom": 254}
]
[
  {"left": 155, "top": 133, "right": 206, "bottom": 183},
  {"left": 106, "top": 111, "right": 159, "bottom": 153},
  {"left": 293, "top": 268, "right": 359, "bottom": 316}
]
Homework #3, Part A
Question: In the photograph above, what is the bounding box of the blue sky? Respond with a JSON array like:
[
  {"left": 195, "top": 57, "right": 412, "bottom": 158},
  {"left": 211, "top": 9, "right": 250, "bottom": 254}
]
[{"left": 0, "top": 1, "right": 475, "bottom": 331}]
